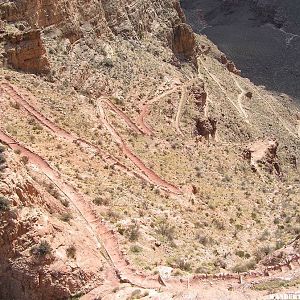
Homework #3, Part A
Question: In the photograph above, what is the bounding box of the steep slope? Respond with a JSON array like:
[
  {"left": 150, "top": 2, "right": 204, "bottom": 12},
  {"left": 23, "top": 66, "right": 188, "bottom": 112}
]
[
  {"left": 181, "top": 0, "right": 300, "bottom": 101},
  {"left": 0, "top": 0, "right": 300, "bottom": 299}
]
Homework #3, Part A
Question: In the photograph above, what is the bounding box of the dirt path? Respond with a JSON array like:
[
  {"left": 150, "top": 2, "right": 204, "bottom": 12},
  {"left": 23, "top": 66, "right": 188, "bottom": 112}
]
[
  {"left": 0, "top": 81, "right": 151, "bottom": 184},
  {"left": 98, "top": 102, "right": 182, "bottom": 195},
  {"left": 2, "top": 82, "right": 300, "bottom": 296},
  {"left": 241, "top": 80, "right": 299, "bottom": 139},
  {"left": 198, "top": 57, "right": 249, "bottom": 123},
  {"left": 101, "top": 98, "right": 143, "bottom": 135},
  {"left": 137, "top": 84, "right": 180, "bottom": 136},
  {"left": 0, "top": 130, "right": 162, "bottom": 289},
  {"left": 174, "top": 85, "right": 187, "bottom": 136},
  {"left": 231, "top": 74, "right": 250, "bottom": 124}
]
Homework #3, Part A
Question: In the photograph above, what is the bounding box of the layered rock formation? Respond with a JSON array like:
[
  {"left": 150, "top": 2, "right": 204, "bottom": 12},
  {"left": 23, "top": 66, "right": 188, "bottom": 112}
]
[{"left": 4, "top": 30, "right": 50, "bottom": 73}]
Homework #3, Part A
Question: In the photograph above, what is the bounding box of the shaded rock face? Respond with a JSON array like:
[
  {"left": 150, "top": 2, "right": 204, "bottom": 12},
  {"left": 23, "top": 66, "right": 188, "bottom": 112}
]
[
  {"left": 172, "top": 22, "right": 196, "bottom": 60},
  {"left": 195, "top": 117, "right": 217, "bottom": 141},
  {"left": 181, "top": 0, "right": 300, "bottom": 102},
  {"left": 5, "top": 30, "right": 50, "bottom": 74}
]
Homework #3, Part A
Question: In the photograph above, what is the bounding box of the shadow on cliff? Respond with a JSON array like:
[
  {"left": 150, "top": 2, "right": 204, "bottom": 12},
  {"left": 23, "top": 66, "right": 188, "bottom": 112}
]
[{"left": 181, "top": 0, "right": 300, "bottom": 104}]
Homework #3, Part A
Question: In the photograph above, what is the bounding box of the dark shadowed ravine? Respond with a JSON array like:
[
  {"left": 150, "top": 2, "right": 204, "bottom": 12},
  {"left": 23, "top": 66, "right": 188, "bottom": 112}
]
[{"left": 181, "top": 0, "right": 300, "bottom": 103}]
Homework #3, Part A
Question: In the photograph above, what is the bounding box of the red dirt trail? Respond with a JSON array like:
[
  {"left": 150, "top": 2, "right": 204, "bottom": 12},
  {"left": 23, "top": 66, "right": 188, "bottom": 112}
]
[
  {"left": 1, "top": 131, "right": 300, "bottom": 295},
  {"left": 1, "top": 82, "right": 300, "bottom": 295},
  {"left": 0, "top": 81, "right": 170, "bottom": 191},
  {"left": 136, "top": 85, "right": 180, "bottom": 136},
  {"left": 98, "top": 102, "right": 182, "bottom": 194}
]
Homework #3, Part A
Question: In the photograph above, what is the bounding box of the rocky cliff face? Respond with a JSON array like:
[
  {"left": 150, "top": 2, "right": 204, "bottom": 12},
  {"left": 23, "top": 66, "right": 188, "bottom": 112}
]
[
  {"left": 0, "top": 0, "right": 196, "bottom": 74},
  {"left": 5, "top": 30, "right": 50, "bottom": 73},
  {"left": 182, "top": 0, "right": 300, "bottom": 101}
]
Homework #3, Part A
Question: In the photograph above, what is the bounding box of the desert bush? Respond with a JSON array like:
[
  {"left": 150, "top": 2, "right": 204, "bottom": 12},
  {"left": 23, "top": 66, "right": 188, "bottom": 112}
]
[
  {"left": 31, "top": 240, "right": 52, "bottom": 257},
  {"left": 156, "top": 218, "right": 175, "bottom": 241},
  {"left": 174, "top": 257, "right": 192, "bottom": 272},
  {"left": 126, "top": 223, "right": 140, "bottom": 242},
  {"left": 0, "top": 155, "right": 6, "bottom": 165},
  {"left": 232, "top": 259, "right": 256, "bottom": 273},
  {"left": 60, "top": 212, "right": 73, "bottom": 223},
  {"left": 10, "top": 101, "right": 20, "bottom": 109},
  {"left": 21, "top": 156, "right": 29, "bottom": 165},
  {"left": 102, "top": 58, "right": 114, "bottom": 68},
  {"left": 254, "top": 245, "right": 274, "bottom": 262},
  {"left": 0, "top": 196, "right": 10, "bottom": 211},
  {"left": 195, "top": 265, "right": 213, "bottom": 274},
  {"left": 93, "top": 197, "right": 109, "bottom": 206},
  {"left": 130, "top": 245, "right": 142, "bottom": 253},
  {"left": 66, "top": 245, "right": 76, "bottom": 259},
  {"left": 196, "top": 232, "right": 213, "bottom": 246}
]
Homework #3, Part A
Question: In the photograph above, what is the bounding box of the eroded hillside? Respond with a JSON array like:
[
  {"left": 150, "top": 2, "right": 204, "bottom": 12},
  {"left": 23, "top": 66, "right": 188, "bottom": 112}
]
[{"left": 0, "top": 0, "right": 300, "bottom": 299}]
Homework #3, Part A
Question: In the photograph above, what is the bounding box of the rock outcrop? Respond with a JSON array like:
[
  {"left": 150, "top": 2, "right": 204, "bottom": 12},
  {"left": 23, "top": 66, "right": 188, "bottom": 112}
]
[
  {"left": 172, "top": 22, "right": 196, "bottom": 60},
  {"left": 220, "top": 54, "right": 241, "bottom": 75},
  {"left": 4, "top": 30, "right": 50, "bottom": 74},
  {"left": 244, "top": 139, "right": 281, "bottom": 175}
]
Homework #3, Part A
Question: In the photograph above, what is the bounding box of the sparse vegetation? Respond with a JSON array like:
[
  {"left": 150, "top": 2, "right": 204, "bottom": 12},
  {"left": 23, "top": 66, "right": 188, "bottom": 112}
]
[
  {"left": 126, "top": 223, "right": 140, "bottom": 242},
  {"left": 93, "top": 197, "right": 109, "bottom": 206},
  {"left": 253, "top": 277, "right": 300, "bottom": 292},
  {"left": 130, "top": 245, "right": 142, "bottom": 253},
  {"left": 10, "top": 101, "right": 21, "bottom": 109},
  {"left": 196, "top": 232, "right": 213, "bottom": 246},
  {"left": 21, "top": 155, "right": 29, "bottom": 165},
  {"left": 126, "top": 289, "right": 149, "bottom": 300},
  {"left": 231, "top": 259, "right": 256, "bottom": 273}
]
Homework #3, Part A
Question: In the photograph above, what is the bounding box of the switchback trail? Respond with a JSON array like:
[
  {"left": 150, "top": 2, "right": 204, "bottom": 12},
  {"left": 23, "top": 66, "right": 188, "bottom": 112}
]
[
  {"left": 198, "top": 57, "right": 249, "bottom": 123},
  {"left": 101, "top": 98, "right": 143, "bottom": 135},
  {"left": 0, "top": 130, "right": 161, "bottom": 289},
  {"left": 231, "top": 74, "right": 250, "bottom": 124},
  {"left": 0, "top": 81, "right": 151, "bottom": 184},
  {"left": 137, "top": 84, "right": 180, "bottom": 136},
  {"left": 241, "top": 80, "right": 299, "bottom": 139},
  {"left": 98, "top": 102, "right": 182, "bottom": 195}
]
